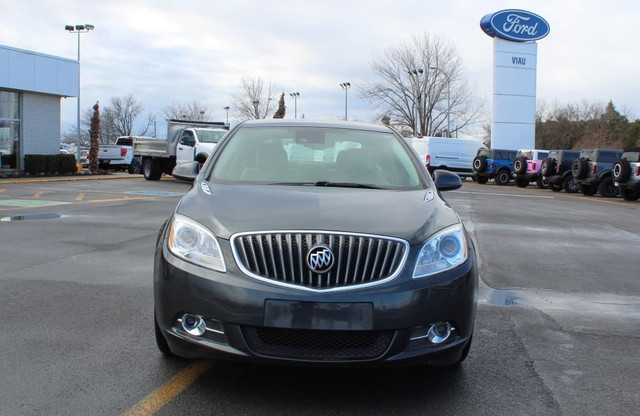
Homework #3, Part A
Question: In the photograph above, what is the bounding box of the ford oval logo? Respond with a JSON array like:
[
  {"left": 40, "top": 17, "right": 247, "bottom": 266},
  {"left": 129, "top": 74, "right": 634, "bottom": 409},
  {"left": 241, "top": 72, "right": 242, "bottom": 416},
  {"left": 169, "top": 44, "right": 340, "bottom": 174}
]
[
  {"left": 480, "top": 9, "right": 550, "bottom": 42},
  {"left": 306, "top": 245, "right": 335, "bottom": 274}
]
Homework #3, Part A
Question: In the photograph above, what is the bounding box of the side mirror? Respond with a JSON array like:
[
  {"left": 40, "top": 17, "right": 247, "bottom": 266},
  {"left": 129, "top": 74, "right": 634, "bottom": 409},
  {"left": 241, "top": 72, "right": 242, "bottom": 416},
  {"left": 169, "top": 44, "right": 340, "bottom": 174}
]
[
  {"left": 433, "top": 170, "right": 462, "bottom": 191},
  {"left": 172, "top": 161, "right": 200, "bottom": 182}
]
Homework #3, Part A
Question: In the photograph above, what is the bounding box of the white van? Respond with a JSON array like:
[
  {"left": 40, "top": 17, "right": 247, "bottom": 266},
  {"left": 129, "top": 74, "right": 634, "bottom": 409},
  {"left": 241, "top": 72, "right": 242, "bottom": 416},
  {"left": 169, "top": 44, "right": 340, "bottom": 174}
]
[{"left": 407, "top": 137, "right": 487, "bottom": 178}]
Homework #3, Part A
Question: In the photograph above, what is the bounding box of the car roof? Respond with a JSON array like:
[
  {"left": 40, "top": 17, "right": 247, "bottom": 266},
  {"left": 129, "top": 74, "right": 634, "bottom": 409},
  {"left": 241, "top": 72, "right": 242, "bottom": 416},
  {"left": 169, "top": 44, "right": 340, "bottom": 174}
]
[{"left": 237, "top": 119, "right": 396, "bottom": 133}]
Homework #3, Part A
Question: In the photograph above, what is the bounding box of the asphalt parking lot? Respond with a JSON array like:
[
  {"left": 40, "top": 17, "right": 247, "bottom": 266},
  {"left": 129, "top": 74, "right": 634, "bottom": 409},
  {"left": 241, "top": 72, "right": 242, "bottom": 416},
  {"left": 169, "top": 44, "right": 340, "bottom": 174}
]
[{"left": 0, "top": 175, "right": 638, "bottom": 416}]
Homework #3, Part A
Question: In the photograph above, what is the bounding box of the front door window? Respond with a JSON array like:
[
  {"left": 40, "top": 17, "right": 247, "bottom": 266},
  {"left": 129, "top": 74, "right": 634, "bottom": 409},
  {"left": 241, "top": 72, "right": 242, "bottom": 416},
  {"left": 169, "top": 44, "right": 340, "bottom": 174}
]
[{"left": 0, "top": 91, "right": 20, "bottom": 170}]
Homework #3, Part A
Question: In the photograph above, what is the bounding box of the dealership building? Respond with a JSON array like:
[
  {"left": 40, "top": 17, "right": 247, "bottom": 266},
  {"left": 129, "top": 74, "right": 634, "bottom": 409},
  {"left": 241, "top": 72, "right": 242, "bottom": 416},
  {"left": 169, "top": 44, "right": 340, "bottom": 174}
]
[{"left": 0, "top": 44, "right": 77, "bottom": 171}]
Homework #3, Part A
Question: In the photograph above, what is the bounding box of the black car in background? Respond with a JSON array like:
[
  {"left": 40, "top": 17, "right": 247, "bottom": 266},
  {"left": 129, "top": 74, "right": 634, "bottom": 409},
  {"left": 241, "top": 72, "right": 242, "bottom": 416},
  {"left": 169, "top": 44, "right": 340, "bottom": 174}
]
[
  {"left": 613, "top": 148, "right": 640, "bottom": 201},
  {"left": 541, "top": 150, "right": 581, "bottom": 193},
  {"left": 572, "top": 149, "right": 622, "bottom": 197},
  {"left": 154, "top": 120, "right": 477, "bottom": 367}
]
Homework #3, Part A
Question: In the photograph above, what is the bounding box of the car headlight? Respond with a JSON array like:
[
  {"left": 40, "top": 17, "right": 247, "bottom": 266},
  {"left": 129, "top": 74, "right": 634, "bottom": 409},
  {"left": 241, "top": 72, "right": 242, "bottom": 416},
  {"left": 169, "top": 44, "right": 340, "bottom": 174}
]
[
  {"left": 168, "top": 214, "right": 226, "bottom": 272},
  {"left": 413, "top": 224, "right": 468, "bottom": 278}
]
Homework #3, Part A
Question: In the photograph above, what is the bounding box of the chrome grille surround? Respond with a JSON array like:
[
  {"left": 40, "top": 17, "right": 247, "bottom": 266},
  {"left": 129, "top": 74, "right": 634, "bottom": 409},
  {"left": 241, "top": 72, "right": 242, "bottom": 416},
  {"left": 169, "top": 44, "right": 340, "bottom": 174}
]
[{"left": 230, "top": 230, "right": 409, "bottom": 292}]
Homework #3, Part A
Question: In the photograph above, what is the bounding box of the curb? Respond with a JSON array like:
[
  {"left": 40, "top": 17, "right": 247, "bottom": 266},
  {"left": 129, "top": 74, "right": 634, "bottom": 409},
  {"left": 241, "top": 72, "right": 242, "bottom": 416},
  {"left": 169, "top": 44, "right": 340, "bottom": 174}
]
[{"left": 0, "top": 174, "right": 144, "bottom": 184}]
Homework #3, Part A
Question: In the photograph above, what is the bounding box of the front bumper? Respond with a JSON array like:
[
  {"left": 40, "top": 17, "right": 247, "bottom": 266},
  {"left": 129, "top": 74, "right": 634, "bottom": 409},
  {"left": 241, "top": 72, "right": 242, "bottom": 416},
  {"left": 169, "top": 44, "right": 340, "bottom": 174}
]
[{"left": 154, "top": 232, "right": 478, "bottom": 366}]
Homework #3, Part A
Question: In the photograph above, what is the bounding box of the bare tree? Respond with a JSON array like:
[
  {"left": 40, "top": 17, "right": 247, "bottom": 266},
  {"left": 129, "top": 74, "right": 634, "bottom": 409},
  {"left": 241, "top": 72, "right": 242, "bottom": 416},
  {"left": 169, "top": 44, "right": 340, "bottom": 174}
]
[
  {"left": 162, "top": 100, "right": 212, "bottom": 121},
  {"left": 231, "top": 77, "right": 279, "bottom": 120},
  {"left": 361, "top": 33, "right": 486, "bottom": 137},
  {"left": 102, "top": 94, "right": 144, "bottom": 139}
]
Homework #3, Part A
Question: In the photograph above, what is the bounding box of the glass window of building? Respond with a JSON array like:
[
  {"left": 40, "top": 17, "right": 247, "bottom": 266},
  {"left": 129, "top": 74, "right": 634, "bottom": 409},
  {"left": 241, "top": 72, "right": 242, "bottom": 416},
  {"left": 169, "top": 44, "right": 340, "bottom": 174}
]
[{"left": 0, "top": 91, "right": 20, "bottom": 169}]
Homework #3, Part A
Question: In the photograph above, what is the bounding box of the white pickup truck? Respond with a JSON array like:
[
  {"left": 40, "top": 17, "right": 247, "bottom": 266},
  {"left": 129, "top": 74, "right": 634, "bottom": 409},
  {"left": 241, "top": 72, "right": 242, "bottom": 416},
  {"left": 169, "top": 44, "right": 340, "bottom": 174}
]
[
  {"left": 134, "top": 120, "right": 229, "bottom": 180},
  {"left": 97, "top": 136, "right": 149, "bottom": 174}
]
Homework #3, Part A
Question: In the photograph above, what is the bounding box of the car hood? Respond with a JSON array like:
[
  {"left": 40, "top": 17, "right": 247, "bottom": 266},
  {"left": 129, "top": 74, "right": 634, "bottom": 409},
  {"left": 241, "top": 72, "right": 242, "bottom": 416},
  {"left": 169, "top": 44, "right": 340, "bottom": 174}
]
[{"left": 175, "top": 182, "right": 461, "bottom": 245}]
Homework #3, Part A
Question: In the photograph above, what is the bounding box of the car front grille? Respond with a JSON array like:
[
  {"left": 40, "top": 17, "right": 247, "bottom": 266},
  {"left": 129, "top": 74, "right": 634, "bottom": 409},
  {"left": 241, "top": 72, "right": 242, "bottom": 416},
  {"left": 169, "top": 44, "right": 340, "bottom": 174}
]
[
  {"left": 231, "top": 231, "right": 408, "bottom": 291},
  {"left": 241, "top": 326, "right": 394, "bottom": 361}
]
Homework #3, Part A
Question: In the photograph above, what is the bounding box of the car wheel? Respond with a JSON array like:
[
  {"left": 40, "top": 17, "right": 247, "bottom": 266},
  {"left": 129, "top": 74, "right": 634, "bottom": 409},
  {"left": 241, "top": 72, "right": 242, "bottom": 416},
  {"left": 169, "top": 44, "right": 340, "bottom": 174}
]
[
  {"left": 619, "top": 187, "right": 640, "bottom": 201},
  {"left": 473, "top": 156, "right": 487, "bottom": 172},
  {"left": 541, "top": 158, "right": 555, "bottom": 177},
  {"left": 572, "top": 158, "right": 588, "bottom": 179},
  {"left": 581, "top": 184, "right": 597, "bottom": 196},
  {"left": 474, "top": 173, "right": 489, "bottom": 184},
  {"left": 562, "top": 175, "right": 579, "bottom": 193},
  {"left": 549, "top": 183, "right": 562, "bottom": 192},
  {"left": 513, "top": 157, "right": 527, "bottom": 175},
  {"left": 143, "top": 159, "right": 162, "bottom": 181},
  {"left": 495, "top": 169, "right": 511, "bottom": 185},
  {"left": 128, "top": 159, "right": 141, "bottom": 175},
  {"left": 536, "top": 175, "right": 549, "bottom": 189},
  {"left": 155, "top": 312, "right": 175, "bottom": 357},
  {"left": 612, "top": 159, "right": 631, "bottom": 183},
  {"left": 598, "top": 177, "right": 617, "bottom": 198},
  {"left": 515, "top": 177, "right": 528, "bottom": 187}
]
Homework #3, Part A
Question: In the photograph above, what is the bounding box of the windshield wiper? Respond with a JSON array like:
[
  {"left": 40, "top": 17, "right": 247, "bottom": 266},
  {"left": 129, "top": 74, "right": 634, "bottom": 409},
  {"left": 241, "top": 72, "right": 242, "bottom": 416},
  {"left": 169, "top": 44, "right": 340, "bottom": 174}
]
[{"left": 313, "top": 181, "right": 382, "bottom": 189}]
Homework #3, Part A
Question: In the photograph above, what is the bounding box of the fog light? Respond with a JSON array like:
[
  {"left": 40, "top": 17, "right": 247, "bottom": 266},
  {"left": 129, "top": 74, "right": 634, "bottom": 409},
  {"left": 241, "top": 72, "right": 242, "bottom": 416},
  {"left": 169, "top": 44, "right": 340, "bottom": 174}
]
[
  {"left": 427, "top": 322, "right": 453, "bottom": 344},
  {"left": 180, "top": 314, "right": 206, "bottom": 336}
]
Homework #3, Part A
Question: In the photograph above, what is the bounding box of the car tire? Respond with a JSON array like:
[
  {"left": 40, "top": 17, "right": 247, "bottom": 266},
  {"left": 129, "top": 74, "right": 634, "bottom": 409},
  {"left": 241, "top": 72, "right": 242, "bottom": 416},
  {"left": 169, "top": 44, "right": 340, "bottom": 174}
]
[
  {"left": 128, "top": 159, "right": 141, "bottom": 175},
  {"left": 513, "top": 157, "right": 527, "bottom": 175},
  {"left": 474, "top": 173, "right": 489, "bottom": 184},
  {"left": 536, "top": 175, "right": 549, "bottom": 189},
  {"left": 549, "top": 183, "right": 562, "bottom": 192},
  {"left": 581, "top": 184, "right": 597, "bottom": 196},
  {"left": 562, "top": 175, "right": 579, "bottom": 193},
  {"left": 572, "top": 158, "right": 588, "bottom": 179},
  {"left": 612, "top": 159, "right": 631, "bottom": 183},
  {"left": 619, "top": 187, "right": 640, "bottom": 201},
  {"left": 598, "top": 177, "right": 617, "bottom": 198},
  {"left": 155, "top": 313, "right": 175, "bottom": 357},
  {"left": 541, "top": 158, "right": 555, "bottom": 177},
  {"left": 473, "top": 156, "right": 487, "bottom": 172},
  {"left": 143, "top": 159, "right": 162, "bottom": 181},
  {"left": 495, "top": 169, "right": 511, "bottom": 185},
  {"left": 515, "top": 177, "right": 528, "bottom": 187}
]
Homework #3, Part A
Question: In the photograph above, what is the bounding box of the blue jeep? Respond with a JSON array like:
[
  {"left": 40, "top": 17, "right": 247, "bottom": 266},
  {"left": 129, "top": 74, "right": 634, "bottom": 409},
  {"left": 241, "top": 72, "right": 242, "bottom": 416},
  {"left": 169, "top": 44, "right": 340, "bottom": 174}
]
[{"left": 472, "top": 148, "right": 518, "bottom": 185}]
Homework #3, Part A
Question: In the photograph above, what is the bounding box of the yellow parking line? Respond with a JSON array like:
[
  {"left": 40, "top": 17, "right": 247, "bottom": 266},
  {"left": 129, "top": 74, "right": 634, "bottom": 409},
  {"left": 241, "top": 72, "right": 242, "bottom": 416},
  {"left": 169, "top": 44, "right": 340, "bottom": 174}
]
[
  {"left": 121, "top": 361, "right": 213, "bottom": 416},
  {"left": 32, "top": 191, "right": 44, "bottom": 199},
  {"left": 75, "top": 193, "right": 85, "bottom": 201}
]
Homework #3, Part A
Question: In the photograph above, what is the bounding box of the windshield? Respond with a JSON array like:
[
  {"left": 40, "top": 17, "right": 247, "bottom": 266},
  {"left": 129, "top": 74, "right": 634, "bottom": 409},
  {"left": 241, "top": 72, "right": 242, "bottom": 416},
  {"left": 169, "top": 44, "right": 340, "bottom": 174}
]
[
  {"left": 517, "top": 150, "right": 533, "bottom": 159},
  {"left": 197, "top": 129, "right": 227, "bottom": 143},
  {"left": 209, "top": 126, "right": 424, "bottom": 189}
]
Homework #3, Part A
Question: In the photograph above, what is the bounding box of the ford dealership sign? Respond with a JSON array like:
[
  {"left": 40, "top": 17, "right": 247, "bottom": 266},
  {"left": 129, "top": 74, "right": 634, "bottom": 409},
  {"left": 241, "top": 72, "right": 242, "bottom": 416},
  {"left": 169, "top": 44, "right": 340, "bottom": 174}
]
[{"left": 480, "top": 9, "right": 550, "bottom": 42}]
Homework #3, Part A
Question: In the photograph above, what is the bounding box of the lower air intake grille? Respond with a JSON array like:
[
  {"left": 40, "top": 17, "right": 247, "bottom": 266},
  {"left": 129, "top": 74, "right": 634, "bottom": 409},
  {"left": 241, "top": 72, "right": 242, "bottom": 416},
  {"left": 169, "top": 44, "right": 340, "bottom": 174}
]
[{"left": 242, "top": 326, "right": 393, "bottom": 361}]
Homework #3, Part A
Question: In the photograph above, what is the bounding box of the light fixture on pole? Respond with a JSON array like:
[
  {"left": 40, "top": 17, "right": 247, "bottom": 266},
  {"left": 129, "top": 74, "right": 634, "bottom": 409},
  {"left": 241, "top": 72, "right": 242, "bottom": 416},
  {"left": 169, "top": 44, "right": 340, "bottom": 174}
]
[
  {"left": 429, "top": 66, "right": 451, "bottom": 138},
  {"left": 252, "top": 100, "right": 260, "bottom": 119},
  {"left": 223, "top": 106, "right": 230, "bottom": 125},
  {"left": 289, "top": 92, "right": 300, "bottom": 119},
  {"left": 408, "top": 69, "right": 423, "bottom": 136},
  {"left": 339, "top": 82, "right": 351, "bottom": 120},
  {"left": 65, "top": 24, "right": 95, "bottom": 167}
]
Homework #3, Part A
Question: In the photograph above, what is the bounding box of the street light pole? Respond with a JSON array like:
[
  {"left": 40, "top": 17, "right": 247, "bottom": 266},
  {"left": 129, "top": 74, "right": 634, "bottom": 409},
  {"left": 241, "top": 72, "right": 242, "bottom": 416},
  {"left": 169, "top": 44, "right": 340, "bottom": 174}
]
[
  {"left": 408, "top": 69, "right": 423, "bottom": 136},
  {"left": 65, "top": 24, "right": 94, "bottom": 167},
  {"left": 223, "top": 106, "right": 230, "bottom": 125},
  {"left": 289, "top": 92, "right": 300, "bottom": 118},
  {"left": 430, "top": 66, "right": 451, "bottom": 138},
  {"left": 252, "top": 100, "right": 260, "bottom": 119},
  {"left": 339, "top": 82, "right": 350, "bottom": 120}
]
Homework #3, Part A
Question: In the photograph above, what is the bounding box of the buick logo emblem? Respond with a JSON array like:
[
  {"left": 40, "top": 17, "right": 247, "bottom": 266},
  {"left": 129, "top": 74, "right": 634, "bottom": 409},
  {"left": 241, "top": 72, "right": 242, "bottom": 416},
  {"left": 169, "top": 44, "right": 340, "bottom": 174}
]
[{"left": 306, "top": 245, "right": 335, "bottom": 274}]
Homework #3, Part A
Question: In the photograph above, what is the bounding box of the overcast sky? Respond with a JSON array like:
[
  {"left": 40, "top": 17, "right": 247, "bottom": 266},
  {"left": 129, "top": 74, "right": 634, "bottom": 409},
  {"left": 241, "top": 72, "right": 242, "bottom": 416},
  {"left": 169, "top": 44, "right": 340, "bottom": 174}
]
[{"left": 2, "top": 0, "right": 639, "bottom": 138}]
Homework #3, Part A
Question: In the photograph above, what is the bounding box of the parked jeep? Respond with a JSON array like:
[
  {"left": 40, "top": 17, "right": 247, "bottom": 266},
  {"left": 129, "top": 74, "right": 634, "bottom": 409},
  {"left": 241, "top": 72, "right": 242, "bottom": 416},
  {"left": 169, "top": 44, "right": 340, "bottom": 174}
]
[
  {"left": 571, "top": 149, "right": 622, "bottom": 197},
  {"left": 472, "top": 148, "right": 518, "bottom": 185},
  {"left": 512, "top": 149, "right": 550, "bottom": 189},
  {"left": 541, "top": 150, "right": 581, "bottom": 193},
  {"left": 612, "top": 147, "right": 640, "bottom": 201}
]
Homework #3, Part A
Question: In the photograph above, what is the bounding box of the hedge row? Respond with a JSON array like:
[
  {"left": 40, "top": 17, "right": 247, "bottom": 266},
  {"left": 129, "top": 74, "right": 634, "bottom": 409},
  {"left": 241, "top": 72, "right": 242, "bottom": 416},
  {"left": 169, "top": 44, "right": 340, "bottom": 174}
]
[{"left": 24, "top": 154, "right": 78, "bottom": 175}]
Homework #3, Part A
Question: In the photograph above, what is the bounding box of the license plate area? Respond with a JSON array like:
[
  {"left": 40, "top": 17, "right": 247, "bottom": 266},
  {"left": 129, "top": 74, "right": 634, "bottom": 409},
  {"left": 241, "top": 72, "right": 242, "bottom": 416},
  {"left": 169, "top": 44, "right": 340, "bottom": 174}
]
[{"left": 264, "top": 300, "right": 373, "bottom": 330}]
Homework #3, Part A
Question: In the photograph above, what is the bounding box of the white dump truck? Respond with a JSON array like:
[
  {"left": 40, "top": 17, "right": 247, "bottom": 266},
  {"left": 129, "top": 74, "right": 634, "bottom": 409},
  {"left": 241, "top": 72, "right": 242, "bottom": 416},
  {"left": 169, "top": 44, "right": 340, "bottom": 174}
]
[{"left": 134, "top": 119, "right": 229, "bottom": 180}]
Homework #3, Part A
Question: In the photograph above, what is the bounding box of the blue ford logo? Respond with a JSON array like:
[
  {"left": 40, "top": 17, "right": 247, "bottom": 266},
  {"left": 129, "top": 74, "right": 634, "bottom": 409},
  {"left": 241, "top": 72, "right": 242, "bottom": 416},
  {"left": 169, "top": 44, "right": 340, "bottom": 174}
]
[
  {"left": 307, "top": 246, "right": 335, "bottom": 274},
  {"left": 480, "top": 9, "right": 550, "bottom": 42}
]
